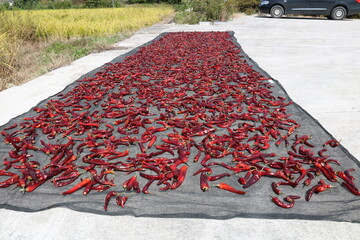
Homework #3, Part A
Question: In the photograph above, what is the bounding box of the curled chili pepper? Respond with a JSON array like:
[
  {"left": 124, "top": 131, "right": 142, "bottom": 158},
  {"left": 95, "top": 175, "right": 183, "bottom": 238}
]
[
  {"left": 115, "top": 195, "right": 128, "bottom": 208},
  {"left": 305, "top": 180, "right": 332, "bottom": 201},
  {"left": 323, "top": 139, "right": 340, "bottom": 148},
  {"left": 271, "top": 182, "right": 281, "bottom": 195},
  {"left": 271, "top": 196, "right": 296, "bottom": 208},
  {"left": 104, "top": 191, "right": 119, "bottom": 211}
]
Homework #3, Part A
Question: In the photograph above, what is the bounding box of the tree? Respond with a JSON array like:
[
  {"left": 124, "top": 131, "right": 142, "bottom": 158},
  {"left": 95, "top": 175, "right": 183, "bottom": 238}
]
[{"left": 14, "top": 0, "right": 39, "bottom": 9}]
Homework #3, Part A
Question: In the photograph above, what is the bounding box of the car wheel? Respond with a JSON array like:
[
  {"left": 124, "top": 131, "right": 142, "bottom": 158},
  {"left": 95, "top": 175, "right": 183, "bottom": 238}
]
[
  {"left": 270, "top": 5, "right": 284, "bottom": 18},
  {"left": 330, "top": 6, "right": 347, "bottom": 20}
]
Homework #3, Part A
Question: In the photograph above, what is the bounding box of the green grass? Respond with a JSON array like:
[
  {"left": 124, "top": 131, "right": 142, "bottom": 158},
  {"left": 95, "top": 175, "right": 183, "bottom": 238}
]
[{"left": 42, "top": 34, "right": 125, "bottom": 64}]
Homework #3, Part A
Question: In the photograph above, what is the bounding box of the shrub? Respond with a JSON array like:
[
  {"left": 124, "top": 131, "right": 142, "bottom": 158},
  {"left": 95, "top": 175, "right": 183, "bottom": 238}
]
[
  {"left": 173, "top": 10, "right": 205, "bottom": 24},
  {"left": 175, "top": 0, "right": 238, "bottom": 23},
  {"left": 54, "top": 1, "right": 72, "bottom": 9},
  {"left": 349, "top": 13, "right": 360, "bottom": 19},
  {"left": 237, "top": 0, "right": 258, "bottom": 13},
  {"left": 127, "top": 0, "right": 181, "bottom": 3},
  {"left": 14, "top": 0, "right": 40, "bottom": 9}
]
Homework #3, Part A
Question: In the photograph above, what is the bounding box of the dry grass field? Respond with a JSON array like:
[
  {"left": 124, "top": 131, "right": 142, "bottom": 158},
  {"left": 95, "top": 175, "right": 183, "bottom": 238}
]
[{"left": 0, "top": 5, "right": 174, "bottom": 90}]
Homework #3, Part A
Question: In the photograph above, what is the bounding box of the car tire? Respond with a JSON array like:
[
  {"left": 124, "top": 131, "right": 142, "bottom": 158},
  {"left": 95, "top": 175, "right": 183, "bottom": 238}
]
[
  {"left": 330, "top": 6, "right": 347, "bottom": 20},
  {"left": 270, "top": 5, "right": 285, "bottom": 18}
]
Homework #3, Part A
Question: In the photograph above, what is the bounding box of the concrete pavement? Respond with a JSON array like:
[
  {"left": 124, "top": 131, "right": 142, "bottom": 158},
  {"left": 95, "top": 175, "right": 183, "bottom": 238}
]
[{"left": 0, "top": 15, "right": 359, "bottom": 239}]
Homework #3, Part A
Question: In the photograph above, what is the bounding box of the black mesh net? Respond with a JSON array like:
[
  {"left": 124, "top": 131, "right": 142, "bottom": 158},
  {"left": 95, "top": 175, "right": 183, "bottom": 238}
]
[{"left": 0, "top": 32, "right": 359, "bottom": 222}]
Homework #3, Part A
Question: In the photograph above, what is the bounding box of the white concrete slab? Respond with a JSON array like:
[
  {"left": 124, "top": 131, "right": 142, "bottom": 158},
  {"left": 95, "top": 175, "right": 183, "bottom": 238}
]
[{"left": 1, "top": 15, "right": 360, "bottom": 239}]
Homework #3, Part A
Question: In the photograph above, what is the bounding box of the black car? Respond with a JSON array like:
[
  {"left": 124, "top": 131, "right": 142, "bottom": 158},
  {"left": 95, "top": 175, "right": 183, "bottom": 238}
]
[{"left": 259, "top": 0, "right": 360, "bottom": 20}]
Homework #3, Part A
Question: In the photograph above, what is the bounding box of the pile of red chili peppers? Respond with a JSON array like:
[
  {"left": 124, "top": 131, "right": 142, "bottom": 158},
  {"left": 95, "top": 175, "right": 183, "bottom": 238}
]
[{"left": 0, "top": 32, "right": 359, "bottom": 211}]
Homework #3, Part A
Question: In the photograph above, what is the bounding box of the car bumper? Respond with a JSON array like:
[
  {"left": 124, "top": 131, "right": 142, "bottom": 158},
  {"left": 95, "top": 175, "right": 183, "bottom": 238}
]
[
  {"left": 259, "top": 5, "right": 271, "bottom": 14},
  {"left": 259, "top": 4, "right": 271, "bottom": 14}
]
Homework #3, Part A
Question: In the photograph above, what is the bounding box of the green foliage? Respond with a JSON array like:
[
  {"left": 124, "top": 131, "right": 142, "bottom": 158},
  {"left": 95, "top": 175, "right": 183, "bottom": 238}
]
[
  {"left": 349, "top": 13, "right": 360, "bottom": 19},
  {"left": 35, "top": 0, "right": 73, "bottom": 9},
  {"left": 127, "top": 0, "right": 181, "bottom": 3},
  {"left": 9, "top": 0, "right": 178, "bottom": 10},
  {"left": 0, "top": 3, "right": 15, "bottom": 10},
  {"left": 173, "top": 10, "right": 204, "bottom": 24},
  {"left": 237, "top": 0, "right": 258, "bottom": 12},
  {"left": 14, "top": 0, "right": 40, "bottom": 9},
  {"left": 174, "top": 0, "right": 238, "bottom": 24},
  {"left": 44, "top": 39, "right": 90, "bottom": 59},
  {"left": 40, "top": 34, "right": 126, "bottom": 72},
  {"left": 85, "top": 0, "right": 122, "bottom": 8}
]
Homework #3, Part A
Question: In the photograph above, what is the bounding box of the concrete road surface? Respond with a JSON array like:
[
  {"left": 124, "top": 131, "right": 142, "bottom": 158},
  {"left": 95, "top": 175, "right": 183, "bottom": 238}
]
[{"left": 0, "top": 15, "right": 359, "bottom": 239}]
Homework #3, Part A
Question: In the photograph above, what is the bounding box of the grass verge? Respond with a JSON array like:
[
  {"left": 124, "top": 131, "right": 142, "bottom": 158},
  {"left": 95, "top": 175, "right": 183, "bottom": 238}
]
[{"left": 0, "top": 5, "right": 174, "bottom": 91}]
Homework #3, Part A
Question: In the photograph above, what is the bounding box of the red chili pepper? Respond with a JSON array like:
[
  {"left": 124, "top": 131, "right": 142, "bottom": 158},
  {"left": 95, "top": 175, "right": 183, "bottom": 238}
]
[
  {"left": 138, "top": 142, "right": 146, "bottom": 153},
  {"left": 305, "top": 180, "right": 331, "bottom": 201},
  {"left": 91, "top": 184, "right": 112, "bottom": 192},
  {"left": 155, "top": 145, "right": 175, "bottom": 156},
  {"left": 243, "top": 170, "right": 264, "bottom": 189},
  {"left": 25, "top": 179, "right": 47, "bottom": 192},
  {"left": 115, "top": 195, "right": 128, "bottom": 208},
  {"left": 122, "top": 175, "right": 137, "bottom": 190},
  {"left": 54, "top": 174, "right": 80, "bottom": 187},
  {"left": 171, "top": 165, "right": 188, "bottom": 190},
  {"left": 344, "top": 168, "right": 355, "bottom": 181},
  {"left": 4, "top": 123, "right": 18, "bottom": 130},
  {"left": 142, "top": 178, "right": 155, "bottom": 194},
  {"left": 284, "top": 195, "right": 301, "bottom": 202},
  {"left": 294, "top": 168, "right": 307, "bottom": 185},
  {"left": 207, "top": 173, "right": 231, "bottom": 182},
  {"left": 84, "top": 158, "right": 111, "bottom": 165},
  {"left": 341, "top": 182, "right": 360, "bottom": 196},
  {"left": 193, "top": 167, "right": 212, "bottom": 176},
  {"left": 147, "top": 135, "right": 157, "bottom": 149},
  {"left": 200, "top": 154, "right": 211, "bottom": 167},
  {"left": 62, "top": 178, "right": 92, "bottom": 195},
  {"left": 271, "top": 182, "right": 281, "bottom": 195},
  {"left": 193, "top": 150, "right": 202, "bottom": 163},
  {"left": 314, "top": 162, "right": 337, "bottom": 182},
  {"left": 275, "top": 135, "right": 289, "bottom": 147},
  {"left": 303, "top": 172, "right": 314, "bottom": 186},
  {"left": 215, "top": 183, "right": 246, "bottom": 195},
  {"left": 0, "top": 175, "right": 19, "bottom": 188},
  {"left": 83, "top": 179, "right": 95, "bottom": 195},
  {"left": 106, "top": 150, "right": 130, "bottom": 160},
  {"left": 159, "top": 181, "right": 171, "bottom": 191},
  {"left": 200, "top": 172, "right": 209, "bottom": 192},
  {"left": 53, "top": 170, "right": 80, "bottom": 184},
  {"left": 272, "top": 196, "right": 295, "bottom": 208},
  {"left": 318, "top": 149, "right": 328, "bottom": 157},
  {"left": 132, "top": 181, "right": 141, "bottom": 193},
  {"left": 323, "top": 139, "right": 340, "bottom": 148},
  {"left": 104, "top": 191, "right": 118, "bottom": 211}
]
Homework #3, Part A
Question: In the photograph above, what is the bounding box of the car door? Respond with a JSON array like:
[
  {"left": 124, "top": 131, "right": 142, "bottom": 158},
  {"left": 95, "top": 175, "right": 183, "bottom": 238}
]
[
  {"left": 284, "top": 0, "right": 310, "bottom": 14},
  {"left": 305, "top": 0, "right": 336, "bottom": 15}
]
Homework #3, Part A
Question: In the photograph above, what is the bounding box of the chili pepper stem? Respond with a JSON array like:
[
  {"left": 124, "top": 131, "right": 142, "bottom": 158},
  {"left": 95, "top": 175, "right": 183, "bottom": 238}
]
[{"left": 260, "top": 163, "right": 269, "bottom": 172}]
